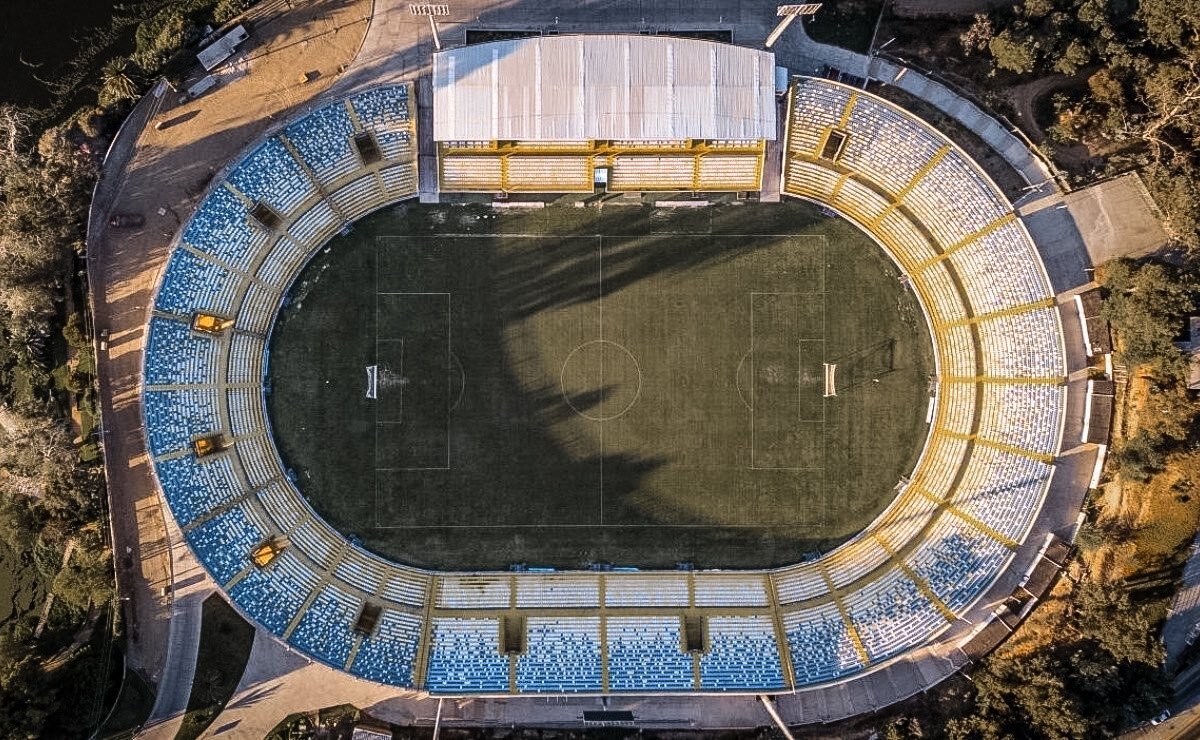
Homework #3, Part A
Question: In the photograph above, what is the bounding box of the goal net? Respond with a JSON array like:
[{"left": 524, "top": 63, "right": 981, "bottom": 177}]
[{"left": 365, "top": 365, "right": 378, "bottom": 399}]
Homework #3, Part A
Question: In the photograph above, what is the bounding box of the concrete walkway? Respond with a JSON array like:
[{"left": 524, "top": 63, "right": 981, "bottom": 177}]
[{"left": 86, "top": 0, "right": 371, "bottom": 722}]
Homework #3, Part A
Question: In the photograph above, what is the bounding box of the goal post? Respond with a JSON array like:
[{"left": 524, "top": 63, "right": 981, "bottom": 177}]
[{"left": 366, "top": 365, "right": 378, "bottom": 399}]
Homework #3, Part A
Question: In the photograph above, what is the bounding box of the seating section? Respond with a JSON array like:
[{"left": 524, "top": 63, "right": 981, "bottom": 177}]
[
  {"left": 143, "top": 388, "right": 218, "bottom": 457},
  {"left": 606, "top": 576, "right": 689, "bottom": 607},
  {"left": 697, "top": 153, "right": 760, "bottom": 190},
  {"left": 515, "top": 577, "right": 599, "bottom": 608},
  {"left": 229, "top": 558, "right": 310, "bottom": 636},
  {"left": 783, "top": 603, "right": 864, "bottom": 684},
  {"left": 951, "top": 448, "right": 1052, "bottom": 543},
  {"left": 772, "top": 564, "right": 828, "bottom": 605},
  {"left": 182, "top": 185, "right": 265, "bottom": 271},
  {"left": 977, "top": 308, "right": 1063, "bottom": 378},
  {"left": 334, "top": 547, "right": 388, "bottom": 595},
  {"left": 847, "top": 570, "right": 948, "bottom": 663},
  {"left": 505, "top": 156, "right": 592, "bottom": 191},
  {"left": 350, "top": 610, "right": 423, "bottom": 685},
  {"left": 287, "top": 200, "right": 339, "bottom": 253},
  {"left": 978, "top": 383, "right": 1064, "bottom": 454},
  {"left": 349, "top": 86, "right": 413, "bottom": 160},
  {"left": 907, "top": 519, "right": 1011, "bottom": 613},
  {"left": 256, "top": 235, "right": 308, "bottom": 288},
  {"left": 606, "top": 617, "right": 695, "bottom": 691},
  {"left": 380, "top": 569, "right": 431, "bottom": 608},
  {"left": 330, "top": 175, "right": 388, "bottom": 220},
  {"left": 227, "top": 387, "right": 265, "bottom": 437},
  {"left": 693, "top": 576, "right": 769, "bottom": 607},
  {"left": 778, "top": 75, "right": 1066, "bottom": 670},
  {"left": 237, "top": 282, "right": 283, "bottom": 335},
  {"left": 438, "top": 577, "right": 511, "bottom": 609},
  {"left": 154, "top": 249, "right": 238, "bottom": 316},
  {"left": 228, "top": 138, "right": 316, "bottom": 216},
  {"left": 235, "top": 434, "right": 283, "bottom": 488},
  {"left": 699, "top": 617, "right": 786, "bottom": 690},
  {"left": 227, "top": 333, "right": 264, "bottom": 385},
  {"left": 839, "top": 95, "right": 944, "bottom": 195},
  {"left": 516, "top": 618, "right": 603, "bottom": 692},
  {"left": 425, "top": 618, "right": 510, "bottom": 693},
  {"left": 144, "top": 318, "right": 218, "bottom": 386},
  {"left": 184, "top": 504, "right": 263, "bottom": 584},
  {"left": 289, "top": 584, "right": 360, "bottom": 668},
  {"left": 610, "top": 155, "right": 694, "bottom": 190},
  {"left": 284, "top": 101, "right": 358, "bottom": 183},
  {"left": 154, "top": 454, "right": 241, "bottom": 526}
]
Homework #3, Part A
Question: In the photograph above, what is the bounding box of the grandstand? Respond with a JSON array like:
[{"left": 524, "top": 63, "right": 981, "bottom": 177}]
[
  {"left": 140, "top": 67, "right": 1067, "bottom": 698},
  {"left": 431, "top": 35, "right": 775, "bottom": 194}
]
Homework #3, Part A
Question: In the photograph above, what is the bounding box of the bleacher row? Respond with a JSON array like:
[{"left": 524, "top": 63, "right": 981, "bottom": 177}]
[
  {"left": 139, "top": 76, "right": 1066, "bottom": 695},
  {"left": 145, "top": 84, "right": 435, "bottom": 689},
  {"left": 774, "top": 76, "right": 1067, "bottom": 673},
  {"left": 438, "top": 149, "right": 763, "bottom": 193}
]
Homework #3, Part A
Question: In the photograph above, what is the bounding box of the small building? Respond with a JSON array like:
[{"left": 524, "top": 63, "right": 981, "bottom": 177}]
[{"left": 1176, "top": 317, "right": 1200, "bottom": 391}]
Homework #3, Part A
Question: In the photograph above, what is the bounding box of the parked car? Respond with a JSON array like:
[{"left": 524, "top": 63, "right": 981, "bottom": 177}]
[
  {"left": 108, "top": 213, "right": 145, "bottom": 228},
  {"left": 1151, "top": 709, "right": 1172, "bottom": 726},
  {"left": 99, "top": 328, "right": 110, "bottom": 351}
]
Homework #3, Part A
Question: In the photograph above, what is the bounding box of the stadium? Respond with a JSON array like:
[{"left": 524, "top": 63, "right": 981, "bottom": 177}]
[{"left": 138, "top": 29, "right": 1075, "bottom": 708}]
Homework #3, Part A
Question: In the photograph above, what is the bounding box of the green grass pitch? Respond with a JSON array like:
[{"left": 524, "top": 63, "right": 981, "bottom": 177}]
[{"left": 267, "top": 201, "right": 934, "bottom": 570}]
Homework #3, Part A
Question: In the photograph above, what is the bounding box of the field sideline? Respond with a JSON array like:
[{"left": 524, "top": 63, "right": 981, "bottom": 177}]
[{"left": 268, "top": 201, "right": 934, "bottom": 570}]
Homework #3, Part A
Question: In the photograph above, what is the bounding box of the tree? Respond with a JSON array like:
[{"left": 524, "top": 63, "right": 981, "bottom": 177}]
[
  {"left": 1054, "top": 40, "right": 1092, "bottom": 75},
  {"left": 1114, "top": 431, "right": 1167, "bottom": 482},
  {"left": 1137, "top": 0, "right": 1200, "bottom": 50},
  {"left": 960, "top": 14, "right": 995, "bottom": 56},
  {"left": 1101, "top": 259, "right": 1198, "bottom": 373},
  {"left": 51, "top": 545, "right": 112, "bottom": 611},
  {"left": 989, "top": 29, "right": 1040, "bottom": 74},
  {"left": 97, "top": 58, "right": 137, "bottom": 107}
]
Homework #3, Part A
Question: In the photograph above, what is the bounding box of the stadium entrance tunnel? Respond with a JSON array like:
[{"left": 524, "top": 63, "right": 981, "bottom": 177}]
[{"left": 266, "top": 201, "right": 936, "bottom": 570}]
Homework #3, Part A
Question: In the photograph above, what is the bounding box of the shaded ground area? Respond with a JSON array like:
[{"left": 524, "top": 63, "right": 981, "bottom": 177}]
[
  {"left": 175, "top": 594, "right": 255, "bottom": 740},
  {"left": 269, "top": 202, "right": 933, "bottom": 570},
  {"left": 0, "top": 541, "right": 46, "bottom": 628}
]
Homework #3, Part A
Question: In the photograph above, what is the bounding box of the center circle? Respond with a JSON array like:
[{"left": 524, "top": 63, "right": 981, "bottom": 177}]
[{"left": 559, "top": 339, "right": 643, "bottom": 421}]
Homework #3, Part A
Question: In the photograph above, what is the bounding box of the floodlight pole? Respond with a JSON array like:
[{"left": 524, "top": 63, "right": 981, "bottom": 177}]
[
  {"left": 765, "top": 13, "right": 800, "bottom": 48},
  {"left": 429, "top": 15, "right": 442, "bottom": 51}
]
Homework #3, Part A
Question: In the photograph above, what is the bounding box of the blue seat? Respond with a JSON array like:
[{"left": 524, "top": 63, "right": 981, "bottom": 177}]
[
  {"left": 142, "top": 388, "right": 218, "bottom": 457},
  {"left": 349, "top": 610, "right": 422, "bottom": 686}
]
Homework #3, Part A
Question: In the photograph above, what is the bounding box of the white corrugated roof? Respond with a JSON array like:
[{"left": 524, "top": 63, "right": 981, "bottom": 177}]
[{"left": 433, "top": 35, "right": 777, "bottom": 142}]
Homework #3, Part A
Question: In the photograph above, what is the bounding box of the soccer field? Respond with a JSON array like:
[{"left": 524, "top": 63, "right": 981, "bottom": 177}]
[{"left": 268, "top": 201, "right": 935, "bottom": 570}]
